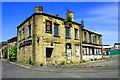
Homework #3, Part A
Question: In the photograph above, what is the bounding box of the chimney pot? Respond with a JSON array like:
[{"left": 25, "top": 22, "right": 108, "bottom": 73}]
[
  {"left": 66, "top": 11, "right": 74, "bottom": 21},
  {"left": 35, "top": 6, "right": 43, "bottom": 13}
]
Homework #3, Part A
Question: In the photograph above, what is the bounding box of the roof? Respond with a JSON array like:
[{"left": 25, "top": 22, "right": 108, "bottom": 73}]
[
  {"left": 114, "top": 43, "right": 120, "bottom": 45},
  {"left": 103, "top": 45, "right": 113, "bottom": 48},
  {"left": 7, "top": 36, "right": 17, "bottom": 43},
  {"left": 103, "top": 45, "right": 110, "bottom": 46},
  {"left": 17, "top": 12, "right": 82, "bottom": 29},
  {"left": 83, "top": 28, "right": 102, "bottom": 36},
  {"left": 0, "top": 41, "right": 8, "bottom": 49}
]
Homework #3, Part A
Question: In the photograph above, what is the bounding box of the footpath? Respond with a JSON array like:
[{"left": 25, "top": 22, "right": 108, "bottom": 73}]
[{"left": 2, "top": 55, "right": 119, "bottom": 73}]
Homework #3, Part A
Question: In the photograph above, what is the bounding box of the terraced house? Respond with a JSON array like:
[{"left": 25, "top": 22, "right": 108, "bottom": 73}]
[
  {"left": 17, "top": 6, "right": 103, "bottom": 66},
  {"left": 82, "top": 29, "right": 103, "bottom": 61}
]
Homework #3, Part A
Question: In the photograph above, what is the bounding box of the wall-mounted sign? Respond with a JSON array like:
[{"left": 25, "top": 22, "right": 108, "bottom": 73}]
[
  {"left": 46, "top": 20, "right": 52, "bottom": 34},
  {"left": 66, "top": 49, "right": 72, "bottom": 61},
  {"left": 66, "top": 43, "right": 72, "bottom": 61},
  {"left": 19, "top": 40, "right": 32, "bottom": 48},
  {"left": 24, "top": 40, "right": 32, "bottom": 45}
]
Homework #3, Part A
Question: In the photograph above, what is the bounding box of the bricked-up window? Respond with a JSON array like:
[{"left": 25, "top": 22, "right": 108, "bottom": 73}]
[
  {"left": 46, "top": 20, "right": 52, "bottom": 34},
  {"left": 84, "top": 32, "right": 87, "bottom": 42},
  {"left": 54, "top": 23, "right": 59, "bottom": 36},
  {"left": 66, "top": 27, "right": 70, "bottom": 39},
  {"left": 74, "top": 29, "right": 78, "bottom": 40},
  {"left": 28, "top": 24, "right": 31, "bottom": 37},
  {"left": 89, "top": 33, "right": 92, "bottom": 43}
]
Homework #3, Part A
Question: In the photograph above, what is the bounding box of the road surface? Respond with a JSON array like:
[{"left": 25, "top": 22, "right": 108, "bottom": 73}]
[{"left": 1, "top": 60, "right": 118, "bottom": 78}]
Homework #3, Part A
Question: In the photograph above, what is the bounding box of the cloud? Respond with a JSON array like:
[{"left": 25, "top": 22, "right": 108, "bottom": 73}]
[
  {"left": 75, "top": 3, "right": 118, "bottom": 46},
  {"left": 96, "top": 30, "right": 118, "bottom": 36},
  {"left": 1, "top": 0, "right": 120, "bottom": 2},
  {"left": 84, "top": 4, "right": 118, "bottom": 25},
  {"left": 96, "top": 30, "right": 118, "bottom": 46}
]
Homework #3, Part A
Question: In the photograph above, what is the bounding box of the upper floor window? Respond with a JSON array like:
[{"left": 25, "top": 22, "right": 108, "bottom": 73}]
[
  {"left": 89, "top": 33, "right": 92, "bottom": 43},
  {"left": 65, "top": 27, "right": 70, "bottom": 39},
  {"left": 74, "top": 28, "right": 78, "bottom": 40},
  {"left": 46, "top": 20, "right": 52, "bottom": 34},
  {"left": 94, "top": 36, "right": 97, "bottom": 44},
  {"left": 84, "top": 32, "right": 87, "bottom": 42},
  {"left": 98, "top": 36, "right": 101, "bottom": 44},
  {"left": 28, "top": 24, "right": 31, "bottom": 37},
  {"left": 19, "top": 31, "right": 21, "bottom": 40},
  {"left": 54, "top": 23, "right": 59, "bottom": 37},
  {"left": 22, "top": 28, "right": 25, "bottom": 40}
]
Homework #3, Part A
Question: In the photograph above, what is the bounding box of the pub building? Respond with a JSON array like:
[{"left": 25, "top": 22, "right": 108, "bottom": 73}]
[{"left": 17, "top": 6, "right": 103, "bottom": 65}]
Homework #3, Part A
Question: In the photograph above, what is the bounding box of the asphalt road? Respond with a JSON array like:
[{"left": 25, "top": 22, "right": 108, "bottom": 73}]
[{"left": 1, "top": 60, "right": 118, "bottom": 78}]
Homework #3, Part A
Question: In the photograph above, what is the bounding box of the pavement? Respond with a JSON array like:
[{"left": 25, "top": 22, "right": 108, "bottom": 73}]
[{"left": 1, "top": 55, "right": 119, "bottom": 73}]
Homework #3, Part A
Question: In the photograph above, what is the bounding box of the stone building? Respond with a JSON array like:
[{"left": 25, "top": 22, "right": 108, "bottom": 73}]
[
  {"left": 82, "top": 29, "right": 103, "bottom": 61},
  {"left": 17, "top": 6, "right": 103, "bottom": 65}
]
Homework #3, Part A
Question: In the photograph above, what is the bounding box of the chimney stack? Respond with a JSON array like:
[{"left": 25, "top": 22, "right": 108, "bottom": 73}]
[
  {"left": 66, "top": 11, "right": 74, "bottom": 21},
  {"left": 35, "top": 6, "right": 43, "bottom": 13}
]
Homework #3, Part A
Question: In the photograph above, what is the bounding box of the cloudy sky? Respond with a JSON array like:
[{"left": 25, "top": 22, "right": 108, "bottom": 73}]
[{"left": 2, "top": 2, "right": 118, "bottom": 46}]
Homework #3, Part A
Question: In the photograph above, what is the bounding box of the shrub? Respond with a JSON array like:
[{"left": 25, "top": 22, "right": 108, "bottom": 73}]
[
  {"left": 82, "top": 60, "right": 87, "bottom": 63},
  {"left": 66, "top": 14, "right": 72, "bottom": 21},
  {"left": 2, "top": 46, "right": 8, "bottom": 59},
  {"left": 60, "top": 61, "right": 65, "bottom": 65},
  {"left": 9, "top": 43, "right": 17, "bottom": 62},
  {"left": 63, "top": 14, "right": 72, "bottom": 26},
  {"left": 28, "top": 57, "right": 33, "bottom": 65},
  {"left": 81, "top": 19, "right": 84, "bottom": 28}
]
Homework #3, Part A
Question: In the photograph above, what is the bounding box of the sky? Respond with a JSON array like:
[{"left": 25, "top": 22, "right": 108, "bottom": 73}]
[
  {"left": 2, "top": 2, "right": 118, "bottom": 46},
  {"left": 1, "top": 0, "right": 120, "bottom": 2}
]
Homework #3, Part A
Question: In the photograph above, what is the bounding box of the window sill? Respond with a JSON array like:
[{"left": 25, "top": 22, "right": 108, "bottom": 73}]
[
  {"left": 22, "top": 38, "right": 25, "bottom": 41},
  {"left": 90, "top": 42, "right": 92, "bottom": 44},
  {"left": 18, "top": 40, "right": 21, "bottom": 42},
  {"left": 74, "top": 39, "right": 79, "bottom": 40},
  {"left": 54, "top": 35, "right": 60, "bottom": 38},
  {"left": 83, "top": 41, "right": 88, "bottom": 43},
  {"left": 27, "top": 36, "right": 31, "bottom": 39},
  {"left": 66, "top": 37, "right": 71, "bottom": 39}
]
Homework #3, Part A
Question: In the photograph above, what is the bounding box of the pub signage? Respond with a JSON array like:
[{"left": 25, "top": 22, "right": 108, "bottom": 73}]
[{"left": 46, "top": 20, "right": 52, "bottom": 34}]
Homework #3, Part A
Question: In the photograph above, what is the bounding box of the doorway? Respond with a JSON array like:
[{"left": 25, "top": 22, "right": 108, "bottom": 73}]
[{"left": 46, "top": 48, "right": 53, "bottom": 61}]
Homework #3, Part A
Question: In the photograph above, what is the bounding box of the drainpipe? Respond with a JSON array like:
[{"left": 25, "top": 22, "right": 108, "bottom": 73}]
[
  {"left": 32, "top": 15, "right": 36, "bottom": 64},
  {"left": 79, "top": 26, "right": 83, "bottom": 63}
]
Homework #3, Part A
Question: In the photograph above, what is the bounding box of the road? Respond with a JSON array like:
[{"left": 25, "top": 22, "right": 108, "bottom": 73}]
[{"left": 1, "top": 60, "right": 118, "bottom": 78}]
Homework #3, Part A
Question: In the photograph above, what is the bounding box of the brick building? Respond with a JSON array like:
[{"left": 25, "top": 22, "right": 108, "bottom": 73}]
[{"left": 17, "top": 6, "right": 103, "bottom": 65}]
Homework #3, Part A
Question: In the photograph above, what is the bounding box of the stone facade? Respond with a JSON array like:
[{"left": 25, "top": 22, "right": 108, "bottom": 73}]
[
  {"left": 17, "top": 6, "right": 103, "bottom": 65},
  {"left": 82, "top": 29, "right": 103, "bottom": 61}
]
